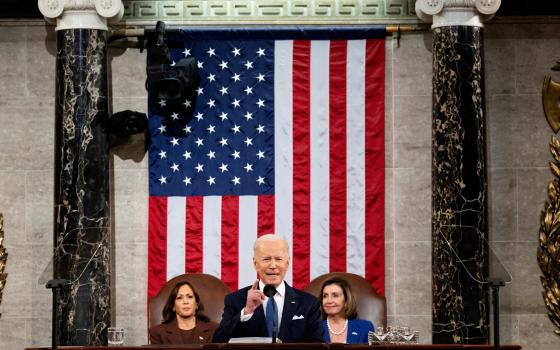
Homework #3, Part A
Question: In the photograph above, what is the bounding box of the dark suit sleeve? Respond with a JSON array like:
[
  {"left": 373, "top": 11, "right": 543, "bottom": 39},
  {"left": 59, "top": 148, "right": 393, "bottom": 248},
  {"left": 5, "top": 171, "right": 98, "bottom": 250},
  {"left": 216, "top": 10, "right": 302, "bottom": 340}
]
[
  {"left": 304, "top": 296, "right": 324, "bottom": 342},
  {"left": 149, "top": 325, "right": 163, "bottom": 345},
  {"left": 212, "top": 293, "right": 242, "bottom": 343}
]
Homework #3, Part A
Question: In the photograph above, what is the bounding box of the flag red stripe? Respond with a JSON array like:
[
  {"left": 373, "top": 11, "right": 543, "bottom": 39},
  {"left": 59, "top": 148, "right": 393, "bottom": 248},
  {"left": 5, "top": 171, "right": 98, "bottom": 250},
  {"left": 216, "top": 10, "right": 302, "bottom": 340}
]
[
  {"left": 257, "top": 195, "right": 275, "bottom": 236},
  {"left": 148, "top": 196, "right": 167, "bottom": 298},
  {"left": 364, "top": 39, "right": 385, "bottom": 296},
  {"left": 185, "top": 196, "right": 203, "bottom": 273},
  {"left": 329, "top": 40, "right": 348, "bottom": 272},
  {"left": 291, "top": 40, "right": 311, "bottom": 290},
  {"left": 221, "top": 196, "right": 239, "bottom": 291}
]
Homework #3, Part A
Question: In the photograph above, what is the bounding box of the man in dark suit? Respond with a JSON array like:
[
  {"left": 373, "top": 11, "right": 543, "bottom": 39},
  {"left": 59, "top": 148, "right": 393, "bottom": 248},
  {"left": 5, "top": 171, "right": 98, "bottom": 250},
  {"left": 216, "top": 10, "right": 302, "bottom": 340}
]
[{"left": 213, "top": 234, "right": 323, "bottom": 342}]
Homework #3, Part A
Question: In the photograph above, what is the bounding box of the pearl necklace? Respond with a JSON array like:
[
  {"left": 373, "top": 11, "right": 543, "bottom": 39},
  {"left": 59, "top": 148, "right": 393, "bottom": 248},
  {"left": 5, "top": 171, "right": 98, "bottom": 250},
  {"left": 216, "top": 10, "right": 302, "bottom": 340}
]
[{"left": 327, "top": 318, "right": 348, "bottom": 335}]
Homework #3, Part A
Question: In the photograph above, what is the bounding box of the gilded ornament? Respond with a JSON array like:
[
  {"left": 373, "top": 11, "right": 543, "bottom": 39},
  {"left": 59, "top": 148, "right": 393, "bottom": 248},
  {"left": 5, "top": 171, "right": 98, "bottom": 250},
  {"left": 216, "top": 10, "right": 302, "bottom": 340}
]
[
  {"left": 538, "top": 136, "right": 560, "bottom": 336},
  {"left": 0, "top": 213, "right": 7, "bottom": 319},
  {"left": 543, "top": 75, "right": 560, "bottom": 133}
]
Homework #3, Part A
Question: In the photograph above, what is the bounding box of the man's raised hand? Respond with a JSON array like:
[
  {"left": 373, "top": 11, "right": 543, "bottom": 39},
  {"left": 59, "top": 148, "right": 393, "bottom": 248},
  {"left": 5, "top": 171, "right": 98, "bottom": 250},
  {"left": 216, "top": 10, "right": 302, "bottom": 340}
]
[{"left": 244, "top": 279, "right": 265, "bottom": 315}]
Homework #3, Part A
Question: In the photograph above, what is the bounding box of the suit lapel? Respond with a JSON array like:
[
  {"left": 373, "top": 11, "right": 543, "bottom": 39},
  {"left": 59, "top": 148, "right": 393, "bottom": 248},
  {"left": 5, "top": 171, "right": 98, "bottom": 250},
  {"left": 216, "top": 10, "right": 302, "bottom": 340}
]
[
  {"left": 347, "top": 319, "right": 363, "bottom": 344},
  {"left": 192, "top": 324, "right": 204, "bottom": 343},
  {"left": 246, "top": 297, "right": 267, "bottom": 336},
  {"left": 254, "top": 304, "right": 266, "bottom": 323},
  {"left": 279, "top": 282, "right": 298, "bottom": 338},
  {"left": 252, "top": 285, "right": 268, "bottom": 334},
  {"left": 164, "top": 319, "right": 184, "bottom": 344},
  {"left": 192, "top": 322, "right": 212, "bottom": 343},
  {"left": 346, "top": 319, "right": 355, "bottom": 343}
]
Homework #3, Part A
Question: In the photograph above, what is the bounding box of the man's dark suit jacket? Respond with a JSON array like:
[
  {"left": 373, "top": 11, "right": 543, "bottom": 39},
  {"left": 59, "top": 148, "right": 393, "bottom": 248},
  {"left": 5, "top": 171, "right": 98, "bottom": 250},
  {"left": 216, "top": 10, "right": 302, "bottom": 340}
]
[
  {"left": 212, "top": 281, "right": 323, "bottom": 342},
  {"left": 149, "top": 318, "right": 218, "bottom": 344}
]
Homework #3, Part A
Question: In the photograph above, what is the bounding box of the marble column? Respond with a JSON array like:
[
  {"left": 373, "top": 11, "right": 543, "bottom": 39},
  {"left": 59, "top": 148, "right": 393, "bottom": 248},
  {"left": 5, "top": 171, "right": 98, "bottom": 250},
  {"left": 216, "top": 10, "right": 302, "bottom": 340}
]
[
  {"left": 416, "top": 0, "right": 501, "bottom": 344},
  {"left": 38, "top": 1, "right": 123, "bottom": 346}
]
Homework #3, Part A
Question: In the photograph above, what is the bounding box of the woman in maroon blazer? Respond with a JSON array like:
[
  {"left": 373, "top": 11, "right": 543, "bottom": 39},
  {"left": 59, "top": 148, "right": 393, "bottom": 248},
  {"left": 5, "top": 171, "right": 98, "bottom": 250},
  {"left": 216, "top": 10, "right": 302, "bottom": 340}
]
[{"left": 149, "top": 281, "right": 218, "bottom": 344}]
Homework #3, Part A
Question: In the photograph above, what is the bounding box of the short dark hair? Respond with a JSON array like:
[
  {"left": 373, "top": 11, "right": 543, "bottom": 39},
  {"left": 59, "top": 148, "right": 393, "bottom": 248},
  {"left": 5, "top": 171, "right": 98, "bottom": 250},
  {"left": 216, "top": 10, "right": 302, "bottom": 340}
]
[
  {"left": 162, "top": 281, "right": 210, "bottom": 324},
  {"left": 318, "top": 277, "right": 358, "bottom": 319}
]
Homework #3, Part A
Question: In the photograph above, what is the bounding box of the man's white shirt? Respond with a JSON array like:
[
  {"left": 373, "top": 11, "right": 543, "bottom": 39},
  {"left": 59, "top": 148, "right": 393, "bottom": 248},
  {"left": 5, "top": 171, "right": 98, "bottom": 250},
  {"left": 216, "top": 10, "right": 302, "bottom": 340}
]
[{"left": 240, "top": 280, "right": 285, "bottom": 328}]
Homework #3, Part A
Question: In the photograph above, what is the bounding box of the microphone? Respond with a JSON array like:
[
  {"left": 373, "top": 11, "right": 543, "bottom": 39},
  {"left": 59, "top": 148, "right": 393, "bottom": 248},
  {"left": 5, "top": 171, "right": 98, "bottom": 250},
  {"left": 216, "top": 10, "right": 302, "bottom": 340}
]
[
  {"left": 263, "top": 284, "right": 278, "bottom": 343},
  {"left": 263, "top": 284, "right": 276, "bottom": 297}
]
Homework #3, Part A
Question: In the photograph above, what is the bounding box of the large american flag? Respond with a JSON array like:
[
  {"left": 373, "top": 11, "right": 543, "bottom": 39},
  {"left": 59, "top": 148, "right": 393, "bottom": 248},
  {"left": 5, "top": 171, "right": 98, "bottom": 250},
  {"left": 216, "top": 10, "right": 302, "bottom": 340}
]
[{"left": 147, "top": 28, "right": 385, "bottom": 298}]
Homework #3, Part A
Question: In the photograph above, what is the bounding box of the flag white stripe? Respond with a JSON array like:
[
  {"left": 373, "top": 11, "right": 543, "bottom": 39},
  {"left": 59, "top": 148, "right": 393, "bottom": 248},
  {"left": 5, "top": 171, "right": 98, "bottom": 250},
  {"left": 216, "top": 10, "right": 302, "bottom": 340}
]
[
  {"left": 274, "top": 40, "right": 294, "bottom": 285},
  {"left": 238, "top": 196, "right": 258, "bottom": 287},
  {"left": 203, "top": 196, "right": 222, "bottom": 277},
  {"left": 309, "top": 40, "right": 331, "bottom": 279},
  {"left": 346, "top": 40, "right": 366, "bottom": 275},
  {"left": 167, "top": 196, "right": 186, "bottom": 280}
]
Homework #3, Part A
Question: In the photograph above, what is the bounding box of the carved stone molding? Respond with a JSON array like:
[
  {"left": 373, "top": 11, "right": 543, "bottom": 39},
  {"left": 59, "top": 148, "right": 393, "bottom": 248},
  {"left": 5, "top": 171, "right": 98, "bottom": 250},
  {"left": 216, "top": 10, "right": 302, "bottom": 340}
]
[
  {"left": 38, "top": 0, "right": 124, "bottom": 30},
  {"left": 415, "top": 0, "right": 501, "bottom": 28},
  {"left": 118, "top": 0, "right": 418, "bottom": 26}
]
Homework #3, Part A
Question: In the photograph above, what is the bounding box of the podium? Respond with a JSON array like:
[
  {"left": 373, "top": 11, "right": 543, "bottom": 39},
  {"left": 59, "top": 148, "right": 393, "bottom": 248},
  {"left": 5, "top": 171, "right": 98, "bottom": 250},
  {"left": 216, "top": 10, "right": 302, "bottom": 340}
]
[{"left": 25, "top": 343, "right": 522, "bottom": 350}]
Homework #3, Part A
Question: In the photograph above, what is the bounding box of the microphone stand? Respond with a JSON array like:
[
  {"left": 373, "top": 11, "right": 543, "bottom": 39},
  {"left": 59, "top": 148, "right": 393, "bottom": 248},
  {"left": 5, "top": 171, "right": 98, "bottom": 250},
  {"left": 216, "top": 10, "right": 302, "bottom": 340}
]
[
  {"left": 271, "top": 298, "right": 277, "bottom": 343},
  {"left": 263, "top": 284, "right": 278, "bottom": 343},
  {"left": 441, "top": 233, "right": 510, "bottom": 349},
  {"left": 486, "top": 278, "right": 505, "bottom": 350},
  {"left": 46, "top": 279, "right": 70, "bottom": 350}
]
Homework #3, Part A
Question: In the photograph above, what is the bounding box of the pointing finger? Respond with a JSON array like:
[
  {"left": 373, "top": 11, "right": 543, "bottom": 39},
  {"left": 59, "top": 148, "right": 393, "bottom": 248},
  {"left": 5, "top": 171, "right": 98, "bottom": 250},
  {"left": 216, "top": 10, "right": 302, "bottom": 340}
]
[{"left": 251, "top": 279, "right": 259, "bottom": 290}]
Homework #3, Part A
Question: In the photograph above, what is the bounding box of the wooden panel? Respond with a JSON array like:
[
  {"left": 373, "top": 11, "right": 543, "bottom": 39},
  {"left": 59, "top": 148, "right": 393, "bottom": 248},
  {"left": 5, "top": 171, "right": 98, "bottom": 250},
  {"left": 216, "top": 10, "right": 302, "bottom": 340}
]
[{"left": 25, "top": 344, "right": 522, "bottom": 350}]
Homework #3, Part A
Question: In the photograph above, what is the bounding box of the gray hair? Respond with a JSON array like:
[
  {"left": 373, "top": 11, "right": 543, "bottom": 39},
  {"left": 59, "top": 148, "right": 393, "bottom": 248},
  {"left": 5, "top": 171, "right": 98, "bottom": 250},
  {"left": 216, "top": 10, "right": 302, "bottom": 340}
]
[{"left": 253, "top": 234, "right": 290, "bottom": 254}]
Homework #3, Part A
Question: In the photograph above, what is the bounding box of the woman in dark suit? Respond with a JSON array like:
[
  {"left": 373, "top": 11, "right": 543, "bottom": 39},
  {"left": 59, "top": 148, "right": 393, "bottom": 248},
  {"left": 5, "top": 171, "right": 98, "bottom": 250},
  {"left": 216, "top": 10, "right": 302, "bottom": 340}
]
[
  {"left": 319, "top": 277, "right": 374, "bottom": 344},
  {"left": 149, "top": 281, "right": 218, "bottom": 344}
]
